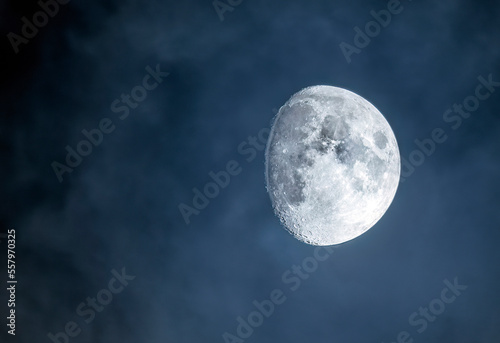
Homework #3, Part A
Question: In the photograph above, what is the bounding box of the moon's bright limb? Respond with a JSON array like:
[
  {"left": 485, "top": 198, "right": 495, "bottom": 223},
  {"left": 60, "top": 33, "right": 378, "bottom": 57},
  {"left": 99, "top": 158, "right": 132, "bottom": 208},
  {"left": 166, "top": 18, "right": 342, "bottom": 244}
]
[{"left": 265, "top": 86, "right": 400, "bottom": 246}]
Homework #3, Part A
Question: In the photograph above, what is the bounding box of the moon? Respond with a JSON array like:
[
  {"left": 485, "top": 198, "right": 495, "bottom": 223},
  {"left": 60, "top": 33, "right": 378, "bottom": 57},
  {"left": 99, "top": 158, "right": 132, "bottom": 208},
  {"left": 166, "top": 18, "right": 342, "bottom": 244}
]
[{"left": 265, "top": 85, "right": 400, "bottom": 246}]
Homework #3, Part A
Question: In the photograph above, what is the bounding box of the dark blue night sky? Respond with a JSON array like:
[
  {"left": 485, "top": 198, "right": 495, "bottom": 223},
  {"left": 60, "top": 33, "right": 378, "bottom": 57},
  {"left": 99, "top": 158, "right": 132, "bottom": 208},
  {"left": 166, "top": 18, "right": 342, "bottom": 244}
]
[{"left": 1, "top": 0, "right": 499, "bottom": 342}]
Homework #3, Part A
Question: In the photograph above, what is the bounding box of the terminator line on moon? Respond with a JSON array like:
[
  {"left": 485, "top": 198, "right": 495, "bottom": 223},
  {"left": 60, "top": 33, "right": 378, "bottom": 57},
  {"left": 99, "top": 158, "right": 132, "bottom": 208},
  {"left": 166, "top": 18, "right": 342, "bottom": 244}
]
[{"left": 265, "top": 86, "right": 400, "bottom": 246}]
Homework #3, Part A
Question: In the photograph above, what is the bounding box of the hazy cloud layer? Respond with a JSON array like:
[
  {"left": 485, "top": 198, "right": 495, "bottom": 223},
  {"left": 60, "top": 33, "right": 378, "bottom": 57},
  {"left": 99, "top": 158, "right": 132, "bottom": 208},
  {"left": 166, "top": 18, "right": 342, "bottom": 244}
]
[{"left": 1, "top": 0, "right": 499, "bottom": 342}]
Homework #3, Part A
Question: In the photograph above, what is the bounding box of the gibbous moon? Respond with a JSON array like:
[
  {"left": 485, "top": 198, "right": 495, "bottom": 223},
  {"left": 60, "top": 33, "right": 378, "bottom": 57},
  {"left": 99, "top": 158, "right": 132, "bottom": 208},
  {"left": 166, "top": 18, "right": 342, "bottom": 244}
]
[{"left": 265, "top": 86, "right": 400, "bottom": 246}]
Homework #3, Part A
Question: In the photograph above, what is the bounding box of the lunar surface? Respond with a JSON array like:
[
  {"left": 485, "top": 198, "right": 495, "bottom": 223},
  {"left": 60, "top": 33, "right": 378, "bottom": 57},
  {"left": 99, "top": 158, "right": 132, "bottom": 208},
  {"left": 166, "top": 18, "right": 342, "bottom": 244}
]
[{"left": 265, "top": 86, "right": 400, "bottom": 246}]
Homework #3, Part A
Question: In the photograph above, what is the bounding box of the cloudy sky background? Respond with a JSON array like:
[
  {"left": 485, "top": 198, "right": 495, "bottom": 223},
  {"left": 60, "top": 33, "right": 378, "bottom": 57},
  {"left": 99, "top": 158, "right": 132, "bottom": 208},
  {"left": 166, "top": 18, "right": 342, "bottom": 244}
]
[{"left": 1, "top": 0, "right": 500, "bottom": 342}]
